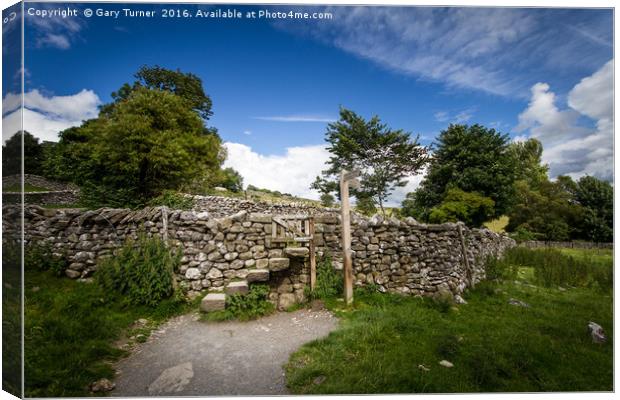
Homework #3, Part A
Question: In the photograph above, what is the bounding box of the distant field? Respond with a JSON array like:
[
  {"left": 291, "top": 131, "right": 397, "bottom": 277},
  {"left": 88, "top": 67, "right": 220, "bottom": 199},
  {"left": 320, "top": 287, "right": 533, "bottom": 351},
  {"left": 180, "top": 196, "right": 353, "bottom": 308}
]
[{"left": 3, "top": 183, "right": 51, "bottom": 192}]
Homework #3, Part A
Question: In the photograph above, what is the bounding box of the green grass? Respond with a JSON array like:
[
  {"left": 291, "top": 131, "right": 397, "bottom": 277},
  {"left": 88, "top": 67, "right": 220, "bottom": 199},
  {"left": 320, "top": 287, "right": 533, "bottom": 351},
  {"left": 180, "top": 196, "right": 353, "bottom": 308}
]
[
  {"left": 3, "top": 183, "right": 52, "bottom": 192},
  {"left": 24, "top": 270, "right": 199, "bottom": 397},
  {"left": 285, "top": 248, "right": 613, "bottom": 393}
]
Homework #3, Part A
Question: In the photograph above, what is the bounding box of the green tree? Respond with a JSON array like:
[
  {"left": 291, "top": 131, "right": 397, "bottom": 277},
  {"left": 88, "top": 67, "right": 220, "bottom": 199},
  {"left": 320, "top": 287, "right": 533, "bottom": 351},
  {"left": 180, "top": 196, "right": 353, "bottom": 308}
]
[
  {"left": 104, "top": 65, "right": 213, "bottom": 121},
  {"left": 320, "top": 193, "right": 335, "bottom": 207},
  {"left": 48, "top": 87, "right": 222, "bottom": 207},
  {"left": 2, "top": 131, "right": 44, "bottom": 176},
  {"left": 217, "top": 167, "right": 244, "bottom": 192},
  {"left": 427, "top": 188, "right": 495, "bottom": 227},
  {"left": 508, "top": 138, "right": 548, "bottom": 189},
  {"left": 313, "top": 107, "right": 428, "bottom": 216},
  {"left": 409, "top": 124, "right": 516, "bottom": 223},
  {"left": 355, "top": 193, "right": 378, "bottom": 216},
  {"left": 575, "top": 176, "right": 613, "bottom": 242}
]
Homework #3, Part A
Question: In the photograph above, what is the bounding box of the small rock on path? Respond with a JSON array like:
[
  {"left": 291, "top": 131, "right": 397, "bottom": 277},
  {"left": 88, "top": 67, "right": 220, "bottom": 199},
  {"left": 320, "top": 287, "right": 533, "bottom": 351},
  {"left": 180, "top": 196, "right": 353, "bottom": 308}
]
[{"left": 112, "top": 309, "right": 338, "bottom": 396}]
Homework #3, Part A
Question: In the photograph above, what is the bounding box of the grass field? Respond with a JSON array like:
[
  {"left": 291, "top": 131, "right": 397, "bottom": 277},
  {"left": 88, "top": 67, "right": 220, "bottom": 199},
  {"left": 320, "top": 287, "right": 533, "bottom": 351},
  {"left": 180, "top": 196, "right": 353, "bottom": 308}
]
[
  {"left": 285, "top": 247, "right": 613, "bottom": 393},
  {"left": 3, "top": 183, "right": 52, "bottom": 192}
]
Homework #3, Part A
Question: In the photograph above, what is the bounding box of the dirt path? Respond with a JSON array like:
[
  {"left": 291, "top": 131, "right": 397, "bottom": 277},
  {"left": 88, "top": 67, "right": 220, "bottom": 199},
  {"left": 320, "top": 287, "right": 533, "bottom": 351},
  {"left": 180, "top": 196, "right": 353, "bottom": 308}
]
[{"left": 111, "top": 309, "right": 338, "bottom": 396}]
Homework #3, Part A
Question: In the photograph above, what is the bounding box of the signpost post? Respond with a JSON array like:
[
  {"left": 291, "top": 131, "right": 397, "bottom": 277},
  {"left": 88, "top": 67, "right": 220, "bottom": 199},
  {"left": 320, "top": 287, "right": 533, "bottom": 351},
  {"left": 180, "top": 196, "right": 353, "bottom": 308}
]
[{"left": 340, "top": 169, "right": 360, "bottom": 305}]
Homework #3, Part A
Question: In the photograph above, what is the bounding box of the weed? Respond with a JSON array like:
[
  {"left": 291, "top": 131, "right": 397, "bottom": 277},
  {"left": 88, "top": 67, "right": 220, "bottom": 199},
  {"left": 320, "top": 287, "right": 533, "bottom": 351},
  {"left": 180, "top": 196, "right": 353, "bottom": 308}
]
[
  {"left": 148, "top": 190, "right": 195, "bottom": 210},
  {"left": 308, "top": 253, "right": 343, "bottom": 300},
  {"left": 95, "top": 232, "right": 181, "bottom": 307},
  {"left": 203, "top": 284, "right": 275, "bottom": 321}
]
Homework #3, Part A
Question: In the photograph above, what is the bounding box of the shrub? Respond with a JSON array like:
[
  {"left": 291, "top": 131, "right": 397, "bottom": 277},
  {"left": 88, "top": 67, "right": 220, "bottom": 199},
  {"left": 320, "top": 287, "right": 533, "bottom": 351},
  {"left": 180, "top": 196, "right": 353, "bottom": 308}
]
[
  {"left": 148, "top": 190, "right": 194, "bottom": 210},
  {"left": 205, "top": 284, "right": 274, "bottom": 321},
  {"left": 310, "top": 253, "right": 343, "bottom": 300},
  {"left": 498, "top": 247, "right": 612, "bottom": 290},
  {"left": 95, "top": 233, "right": 180, "bottom": 306},
  {"left": 24, "top": 242, "right": 67, "bottom": 277}
]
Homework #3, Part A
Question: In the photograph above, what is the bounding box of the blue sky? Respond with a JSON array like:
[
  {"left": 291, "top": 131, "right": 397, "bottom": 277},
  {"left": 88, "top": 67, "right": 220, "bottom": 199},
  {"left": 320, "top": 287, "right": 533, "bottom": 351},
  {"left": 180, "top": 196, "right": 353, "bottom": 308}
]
[{"left": 2, "top": 2, "right": 614, "bottom": 204}]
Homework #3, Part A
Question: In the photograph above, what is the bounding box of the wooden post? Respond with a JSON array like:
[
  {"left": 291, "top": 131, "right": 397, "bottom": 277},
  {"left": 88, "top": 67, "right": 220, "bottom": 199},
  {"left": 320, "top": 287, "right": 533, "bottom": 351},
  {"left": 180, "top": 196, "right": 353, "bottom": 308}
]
[
  {"left": 340, "top": 170, "right": 354, "bottom": 305},
  {"left": 309, "top": 217, "right": 316, "bottom": 291}
]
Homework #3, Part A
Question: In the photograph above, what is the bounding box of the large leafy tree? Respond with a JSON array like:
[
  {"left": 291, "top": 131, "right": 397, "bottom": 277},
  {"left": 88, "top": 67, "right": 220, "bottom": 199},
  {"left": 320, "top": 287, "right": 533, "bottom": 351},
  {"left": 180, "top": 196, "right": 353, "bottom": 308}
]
[
  {"left": 2, "top": 131, "right": 44, "bottom": 176},
  {"left": 508, "top": 138, "right": 548, "bottom": 189},
  {"left": 103, "top": 65, "right": 214, "bottom": 121},
  {"left": 575, "top": 176, "right": 613, "bottom": 242},
  {"left": 47, "top": 88, "right": 222, "bottom": 207},
  {"left": 313, "top": 107, "right": 428, "bottom": 216},
  {"left": 407, "top": 124, "right": 516, "bottom": 223}
]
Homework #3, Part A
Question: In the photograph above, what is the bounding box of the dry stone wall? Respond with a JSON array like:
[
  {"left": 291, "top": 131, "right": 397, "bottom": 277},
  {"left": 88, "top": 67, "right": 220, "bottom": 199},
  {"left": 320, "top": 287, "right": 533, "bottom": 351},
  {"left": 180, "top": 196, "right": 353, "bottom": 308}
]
[
  {"left": 2, "top": 174, "right": 79, "bottom": 206},
  {"left": 5, "top": 199, "right": 514, "bottom": 308}
]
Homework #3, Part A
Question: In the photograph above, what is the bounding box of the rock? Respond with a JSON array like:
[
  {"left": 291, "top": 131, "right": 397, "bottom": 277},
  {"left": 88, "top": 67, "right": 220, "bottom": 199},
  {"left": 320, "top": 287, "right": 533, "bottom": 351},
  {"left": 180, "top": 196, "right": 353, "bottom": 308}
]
[
  {"left": 65, "top": 269, "right": 81, "bottom": 279},
  {"left": 588, "top": 321, "right": 606, "bottom": 343},
  {"left": 269, "top": 258, "right": 290, "bottom": 271},
  {"left": 418, "top": 364, "right": 430, "bottom": 372},
  {"left": 284, "top": 247, "right": 309, "bottom": 257},
  {"left": 311, "top": 299, "right": 325, "bottom": 311},
  {"left": 206, "top": 268, "right": 223, "bottom": 279},
  {"left": 201, "top": 293, "right": 226, "bottom": 312},
  {"left": 313, "top": 375, "right": 326, "bottom": 385},
  {"left": 439, "top": 360, "right": 454, "bottom": 368},
  {"left": 90, "top": 378, "right": 115, "bottom": 392},
  {"left": 185, "top": 268, "right": 201, "bottom": 280},
  {"left": 277, "top": 293, "right": 296, "bottom": 310},
  {"left": 148, "top": 362, "right": 194, "bottom": 395},
  {"left": 225, "top": 281, "right": 249, "bottom": 296},
  {"left": 256, "top": 259, "right": 269, "bottom": 269},
  {"left": 508, "top": 298, "right": 530, "bottom": 308},
  {"left": 454, "top": 294, "right": 467, "bottom": 304},
  {"left": 246, "top": 269, "right": 269, "bottom": 283}
]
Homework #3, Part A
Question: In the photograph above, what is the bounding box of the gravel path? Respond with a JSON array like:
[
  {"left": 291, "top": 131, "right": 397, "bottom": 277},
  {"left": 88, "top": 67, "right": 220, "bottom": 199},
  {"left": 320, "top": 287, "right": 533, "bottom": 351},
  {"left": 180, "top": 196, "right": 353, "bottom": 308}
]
[{"left": 112, "top": 309, "right": 338, "bottom": 396}]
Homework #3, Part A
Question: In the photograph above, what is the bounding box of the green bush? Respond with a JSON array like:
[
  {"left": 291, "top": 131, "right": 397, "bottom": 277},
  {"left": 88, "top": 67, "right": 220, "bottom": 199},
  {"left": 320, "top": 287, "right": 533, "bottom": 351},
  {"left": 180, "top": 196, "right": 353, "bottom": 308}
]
[
  {"left": 24, "top": 242, "right": 67, "bottom": 277},
  {"left": 148, "top": 190, "right": 194, "bottom": 210},
  {"left": 95, "top": 233, "right": 180, "bottom": 306},
  {"left": 204, "top": 284, "right": 274, "bottom": 321},
  {"left": 309, "top": 253, "right": 343, "bottom": 300}
]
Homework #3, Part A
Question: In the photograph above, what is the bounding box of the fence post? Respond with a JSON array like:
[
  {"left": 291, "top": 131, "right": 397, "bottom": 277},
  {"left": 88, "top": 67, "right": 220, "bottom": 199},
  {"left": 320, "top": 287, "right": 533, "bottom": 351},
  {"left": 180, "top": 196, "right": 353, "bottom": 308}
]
[
  {"left": 309, "top": 217, "right": 316, "bottom": 291},
  {"left": 161, "top": 206, "right": 169, "bottom": 246},
  {"left": 457, "top": 224, "right": 473, "bottom": 288},
  {"left": 340, "top": 170, "right": 354, "bottom": 305}
]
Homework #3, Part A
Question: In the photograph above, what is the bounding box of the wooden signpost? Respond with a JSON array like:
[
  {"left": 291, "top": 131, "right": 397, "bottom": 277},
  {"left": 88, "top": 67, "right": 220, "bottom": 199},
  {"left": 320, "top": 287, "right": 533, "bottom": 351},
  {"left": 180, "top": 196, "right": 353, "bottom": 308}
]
[{"left": 340, "top": 169, "right": 360, "bottom": 305}]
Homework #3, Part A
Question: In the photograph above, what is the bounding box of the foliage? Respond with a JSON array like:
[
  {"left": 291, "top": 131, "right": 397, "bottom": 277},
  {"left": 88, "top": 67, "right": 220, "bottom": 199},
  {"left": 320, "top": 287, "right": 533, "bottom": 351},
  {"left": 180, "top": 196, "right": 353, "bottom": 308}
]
[
  {"left": 46, "top": 87, "right": 223, "bottom": 208},
  {"left": 313, "top": 107, "right": 429, "bottom": 216},
  {"left": 24, "top": 242, "right": 67, "bottom": 277},
  {"left": 309, "top": 253, "right": 343, "bottom": 300},
  {"left": 96, "top": 233, "right": 181, "bottom": 307},
  {"left": 148, "top": 190, "right": 195, "bottom": 210},
  {"left": 103, "top": 65, "right": 214, "bottom": 120},
  {"left": 408, "top": 124, "right": 516, "bottom": 224},
  {"left": 320, "top": 193, "right": 335, "bottom": 207},
  {"left": 355, "top": 193, "right": 378, "bottom": 216},
  {"left": 24, "top": 268, "right": 194, "bottom": 397},
  {"left": 2, "top": 131, "right": 45, "bottom": 176},
  {"left": 507, "top": 138, "right": 548, "bottom": 189},
  {"left": 203, "top": 284, "right": 274, "bottom": 321},
  {"left": 506, "top": 179, "right": 581, "bottom": 241},
  {"left": 285, "top": 249, "right": 612, "bottom": 393},
  {"left": 216, "top": 167, "right": 244, "bottom": 192},
  {"left": 427, "top": 188, "right": 495, "bottom": 227},
  {"left": 500, "top": 247, "right": 612, "bottom": 290},
  {"left": 574, "top": 176, "right": 613, "bottom": 242},
  {"left": 3, "top": 240, "right": 22, "bottom": 396}
]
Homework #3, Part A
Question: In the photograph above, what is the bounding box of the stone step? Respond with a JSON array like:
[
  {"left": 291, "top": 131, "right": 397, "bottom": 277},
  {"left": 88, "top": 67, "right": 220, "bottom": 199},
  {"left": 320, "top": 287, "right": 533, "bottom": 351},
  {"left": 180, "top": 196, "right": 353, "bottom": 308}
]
[
  {"left": 269, "top": 258, "right": 290, "bottom": 272},
  {"left": 246, "top": 269, "right": 270, "bottom": 283},
  {"left": 201, "top": 293, "right": 226, "bottom": 312},
  {"left": 284, "top": 247, "right": 310, "bottom": 258},
  {"left": 225, "top": 280, "right": 249, "bottom": 296}
]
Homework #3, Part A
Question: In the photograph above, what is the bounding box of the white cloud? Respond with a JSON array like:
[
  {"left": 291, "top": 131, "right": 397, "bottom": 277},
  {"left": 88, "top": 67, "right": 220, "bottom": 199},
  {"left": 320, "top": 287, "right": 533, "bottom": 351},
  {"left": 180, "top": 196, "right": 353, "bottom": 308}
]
[
  {"left": 223, "top": 142, "right": 331, "bottom": 200},
  {"left": 243, "top": 130, "right": 252, "bottom": 135},
  {"left": 514, "top": 60, "right": 613, "bottom": 181},
  {"left": 254, "top": 115, "right": 336, "bottom": 123},
  {"left": 433, "top": 111, "right": 449, "bottom": 122},
  {"left": 27, "top": 6, "right": 84, "bottom": 50},
  {"left": 223, "top": 142, "right": 425, "bottom": 206},
  {"left": 276, "top": 7, "right": 611, "bottom": 98},
  {"left": 433, "top": 108, "right": 476, "bottom": 124},
  {"left": 2, "top": 89, "right": 101, "bottom": 143}
]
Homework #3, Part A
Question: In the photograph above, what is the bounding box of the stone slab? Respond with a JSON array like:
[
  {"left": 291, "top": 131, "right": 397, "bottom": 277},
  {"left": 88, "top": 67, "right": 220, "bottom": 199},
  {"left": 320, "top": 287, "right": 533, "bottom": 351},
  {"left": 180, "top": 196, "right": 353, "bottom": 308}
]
[
  {"left": 201, "top": 293, "right": 226, "bottom": 312},
  {"left": 225, "top": 280, "right": 249, "bottom": 295},
  {"left": 269, "top": 258, "right": 290, "bottom": 272},
  {"left": 246, "top": 269, "right": 270, "bottom": 283}
]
